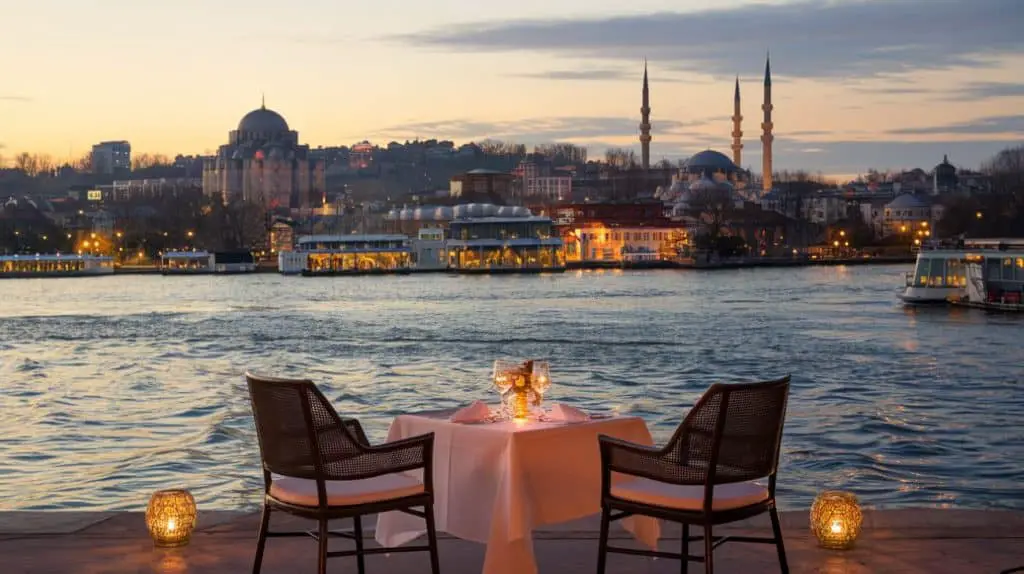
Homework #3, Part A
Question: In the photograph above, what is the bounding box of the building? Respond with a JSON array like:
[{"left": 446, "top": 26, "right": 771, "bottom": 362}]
[
  {"left": 638, "top": 54, "right": 773, "bottom": 193},
  {"left": 883, "top": 193, "right": 935, "bottom": 239},
  {"left": 108, "top": 178, "right": 201, "bottom": 202},
  {"left": 446, "top": 216, "right": 564, "bottom": 273},
  {"left": 91, "top": 141, "right": 131, "bottom": 175},
  {"left": 202, "top": 101, "right": 325, "bottom": 210},
  {"left": 546, "top": 201, "right": 686, "bottom": 264},
  {"left": 449, "top": 169, "right": 514, "bottom": 203}
]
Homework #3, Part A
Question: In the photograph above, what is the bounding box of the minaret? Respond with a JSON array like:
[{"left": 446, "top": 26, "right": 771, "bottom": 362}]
[
  {"left": 761, "top": 53, "right": 774, "bottom": 193},
  {"left": 639, "top": 60, "right": 652, "bottom": 170},
  {"left": 731, "top": 76, "right": 743, "bottom": 167}
]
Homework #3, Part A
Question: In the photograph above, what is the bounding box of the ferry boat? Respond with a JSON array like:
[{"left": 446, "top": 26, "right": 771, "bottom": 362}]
[
  {"left": 898, "top": 245, "right": 968, "bottom": 304},
  {"left": 446, "top": 216, "right": 566, "bottom": 274},
  {"left": 899, "top": 238, "right": 1024, "bottom": 305},
  {"left": 952, "top": 239, "right": 1024, "bottom": 312},
  {"left": 160, "top": 251, "right": 257, "bottom": 274},
  {"left": 0, "top": 254, "right": 114, "bottom": 279},
  {"left": 278, "top": 235, "right": 413, "bottom": 276}
]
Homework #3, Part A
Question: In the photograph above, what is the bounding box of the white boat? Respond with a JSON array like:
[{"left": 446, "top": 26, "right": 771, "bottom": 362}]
[
  {"left": 899, "top": 238, "right": 1024, "bottom": 305},
  {"left": 954, "top": 239, "right": 1024, "bottom": 311},
  {"left": 0, "top": 254, "right": 114, "bottom": 279},
  {"left": 898, "top": 247, "right": 968, "bottom": 304}
]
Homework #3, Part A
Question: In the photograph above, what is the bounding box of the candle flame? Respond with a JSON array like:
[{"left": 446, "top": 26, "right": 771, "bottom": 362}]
[
  {"left": 167, "top": 518, "right": 177, "bottom": 532},
  {"left": 830, "top": 519, "right": 843, "bottom": 534}
]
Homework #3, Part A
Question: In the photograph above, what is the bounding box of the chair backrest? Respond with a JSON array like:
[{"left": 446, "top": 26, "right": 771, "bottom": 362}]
[
  {"left": 245, "top": 372, "right": 362, "bottom": 479},
  {"left": 667, "top": 376, "right": 791, "bottom": 488}
]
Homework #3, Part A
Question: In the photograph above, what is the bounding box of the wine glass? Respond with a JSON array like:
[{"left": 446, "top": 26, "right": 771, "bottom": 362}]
[
  {"left": 531, "top": 361, "right": 551, "bottom": 398},
  {"left": 493, "top": 360, "right": 515, "bottom": 395}
]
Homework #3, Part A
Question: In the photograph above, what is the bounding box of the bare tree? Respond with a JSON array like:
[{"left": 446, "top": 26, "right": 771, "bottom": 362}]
[
  {"left": 533, "top": 143, "right": 587, "bottom": 164},
  {"left": 686, "top": 185, "right": 736, "bottom": 241},
  {"left": 131, "top": 153, "right": 172, "bottom": 171},
  {"left": 14, "top": 152, "right": 37, "bottom": 175},
  {"left": 604, "top": 147, "right": 637, "bottom": 168},
  {"left": 72, "top": 152, "right": 92, "bottom": 173},
  {"left": 477, "top": 140, "right": 527, "bottom": 157}
]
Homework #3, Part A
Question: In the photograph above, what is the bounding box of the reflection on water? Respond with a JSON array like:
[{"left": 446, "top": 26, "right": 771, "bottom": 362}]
[{"left": 0, "top": 266, "right": 1022, "bottom": 511}]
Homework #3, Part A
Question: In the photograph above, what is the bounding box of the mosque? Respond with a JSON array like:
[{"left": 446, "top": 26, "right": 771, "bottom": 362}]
[
  {"left": 648, "top": 56, "right": 776, "bottom": 215},
  {"left": 201, "top": 100, "right": 325, "bottom": 210}
]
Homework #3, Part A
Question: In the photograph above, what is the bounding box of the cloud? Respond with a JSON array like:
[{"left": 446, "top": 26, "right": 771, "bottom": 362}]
[
  {"left": 945, "top": 82, "right": 1024, "bottom": 101},
  {"left": 511, "top": 69, "right": 633, "bottom": 81},
  {"left": 0, "top": 95, "right": 32, "bottom": 102},
  {"left": 372, "top": 115, "right": 720, "bottom": 143},
  {"left": 395, "top": 0, "right": 1022, "bottom": 79},
  {"left": 889, "top": 114, "right": 1024, "bottom": 136}
]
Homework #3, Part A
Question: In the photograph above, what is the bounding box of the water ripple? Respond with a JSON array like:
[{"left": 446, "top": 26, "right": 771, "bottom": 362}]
[{"left": 0, "top": 267, "right": 1022, "bottom": 511}]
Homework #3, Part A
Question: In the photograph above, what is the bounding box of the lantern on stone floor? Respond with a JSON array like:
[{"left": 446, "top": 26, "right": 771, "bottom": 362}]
[
  {"left": 810, "top": 490, "right": 862, "bottom": 550},
  {"left": 146, "top": 489, "right": 198, "bottom": 547}
]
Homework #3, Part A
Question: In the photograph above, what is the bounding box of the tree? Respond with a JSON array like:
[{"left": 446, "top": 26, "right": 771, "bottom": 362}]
[
  {"left": 132, "top": 153, "right": 171, "bottom": 171},
  {"left": 14, "top": 152, "right": 36, "bottom": 175},
  {"left": 604, "top": 147, "right": 637, "bottom": 168},
  {"left": 687, "top": 185, "right": 736, "bottom": 242},
  {"left": 477, "top": 140, "right": 526, "bottom": 157},
  {"left": 533, "top": 143, "right": 587, "bottom": 164},
  {"left": 72, "top": 152, "right": 92, "bottom": 173}
]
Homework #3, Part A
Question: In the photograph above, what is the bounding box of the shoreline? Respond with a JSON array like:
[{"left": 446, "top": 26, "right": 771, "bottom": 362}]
[{"left": 105, "top": 257, "right": 917, "bottom": 276}]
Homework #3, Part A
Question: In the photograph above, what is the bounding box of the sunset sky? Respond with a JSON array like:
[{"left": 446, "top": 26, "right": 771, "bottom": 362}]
[{"left": 1, "top": 0, "right": 1022, "bottom": 177}]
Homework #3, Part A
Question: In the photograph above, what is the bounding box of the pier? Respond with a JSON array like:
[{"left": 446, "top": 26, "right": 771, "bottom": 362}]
[{"left": 2, "top": 509, "right": 1020, "bottom": 573}]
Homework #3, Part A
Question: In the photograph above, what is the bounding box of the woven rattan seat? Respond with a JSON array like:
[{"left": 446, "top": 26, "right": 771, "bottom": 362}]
[
  {"left": 596, "top": 376, "right": 791, "bottom": 574},
  {"left": 246, "top": 372, "right": 440, "bottom": 574}
]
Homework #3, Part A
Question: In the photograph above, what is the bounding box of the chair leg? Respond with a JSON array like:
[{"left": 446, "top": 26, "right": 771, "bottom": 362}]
[
  {"left": 769, "top": 507, "right": 789, "bottom": 574},
  {"left": 252, "top": 504, "right": 270, "bottom": 574},
  {"left": 681, "top": 523, "right": 689, "bottom": 574},
  {"left": 703, "top": 525, "right": 714, "bottom": 574},
  {"left": 317, "top": 519, "right": 329, "bottom": 574},
  {"left": 353, "top": 515, "right": 366, "bottom": 574},
  {"left": 596, "top": 505, "right": 611, "bottom": 574},
  {"left": 424, "top": 503, "right": 441, "bottom": 574}
]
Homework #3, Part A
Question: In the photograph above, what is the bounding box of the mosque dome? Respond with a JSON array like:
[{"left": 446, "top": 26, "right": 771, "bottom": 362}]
[
  {"left": 238, "top": 106, "right": 290, "bottom": 133},
  {"left": 686, "top": 150, "right": 738, "bottom": 173},
  {"left": 689, "top": 176, "right": 722, "bottom": 193}
]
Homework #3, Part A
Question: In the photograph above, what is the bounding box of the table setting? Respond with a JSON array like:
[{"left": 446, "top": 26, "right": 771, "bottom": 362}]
[{"left": 374, "top": 358, "right": 661, "bottom": 574}]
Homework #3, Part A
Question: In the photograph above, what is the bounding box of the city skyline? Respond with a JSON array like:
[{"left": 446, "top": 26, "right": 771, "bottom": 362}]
[{"left": 2, "top": 0, "right": 1022, "bottom": 177}]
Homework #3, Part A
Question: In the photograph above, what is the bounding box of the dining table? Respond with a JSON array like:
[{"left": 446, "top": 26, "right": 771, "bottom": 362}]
[{"left": 374, "top": 408, "right": 661, "bottom": 574}]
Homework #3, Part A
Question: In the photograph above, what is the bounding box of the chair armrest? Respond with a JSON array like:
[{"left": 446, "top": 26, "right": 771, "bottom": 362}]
[
  {"left": 599, "top": 434, "right": 703, "bottom": 485},
  {"left": 325, "top": 432, "right": 434, "bottom": 481}
]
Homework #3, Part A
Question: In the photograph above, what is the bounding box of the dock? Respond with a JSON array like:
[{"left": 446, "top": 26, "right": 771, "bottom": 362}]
[{"left": 1, "top": 509, "right": 1020, "bottom": 573}]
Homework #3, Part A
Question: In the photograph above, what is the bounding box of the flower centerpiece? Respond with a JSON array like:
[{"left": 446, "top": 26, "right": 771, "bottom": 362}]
[{"left": 493, "top": 359, "right": 551, "bottom": 420}]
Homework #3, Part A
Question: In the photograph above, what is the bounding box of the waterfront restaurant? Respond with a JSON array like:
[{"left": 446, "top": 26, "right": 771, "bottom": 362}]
[
  {"left": 446, "top": 216, "right": 565, "bottom": 273},
  {"left": 295, "top": 234, "right": 412, "bottom": 275},
  {"left": 0, "top": 254, "right": 114, "bottom": 278}
]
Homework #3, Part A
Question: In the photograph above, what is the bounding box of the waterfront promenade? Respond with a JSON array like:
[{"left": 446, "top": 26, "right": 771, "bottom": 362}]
[{"left": 2, "top": 509, "right": 1021, "bottom": 573}]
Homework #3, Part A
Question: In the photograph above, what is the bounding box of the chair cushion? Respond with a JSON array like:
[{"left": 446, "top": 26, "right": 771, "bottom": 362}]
[
  {"left": 611, "top": 478, "right": 768, "bottom": 512},
  {"left": 270, "top": 474, "right": 424, "bottom": 508}
]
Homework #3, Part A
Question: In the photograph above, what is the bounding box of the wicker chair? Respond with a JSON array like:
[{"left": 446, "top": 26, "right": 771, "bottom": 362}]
[
  {"left": 246, "top": 372, "right": 440, "bottom": 574},
  {"left": 596, "top": 376, "right": 791, "bottom": 574}
]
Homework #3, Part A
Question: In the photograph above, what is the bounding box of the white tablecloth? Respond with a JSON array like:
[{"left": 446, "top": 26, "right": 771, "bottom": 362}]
[{"left": 374, "top": 412, "right": 661, "bottom": 574}]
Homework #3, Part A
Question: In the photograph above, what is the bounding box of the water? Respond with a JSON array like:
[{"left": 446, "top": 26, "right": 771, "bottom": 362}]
[{"left": 0, "top": 266, "right": 1022, "bottom": 512}]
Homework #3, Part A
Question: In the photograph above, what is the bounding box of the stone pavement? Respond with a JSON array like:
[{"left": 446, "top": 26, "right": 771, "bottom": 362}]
[{"left": 1, "top": 509, "right": 1022, "bottom": 573}]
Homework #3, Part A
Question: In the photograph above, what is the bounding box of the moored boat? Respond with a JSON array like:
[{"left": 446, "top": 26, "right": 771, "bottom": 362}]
[
  {"left": 0, "top": 254, "right": 114, "bottom": 279},
  {"left": 950, "top": 239, "right": 1024, "bottom": 312}
]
